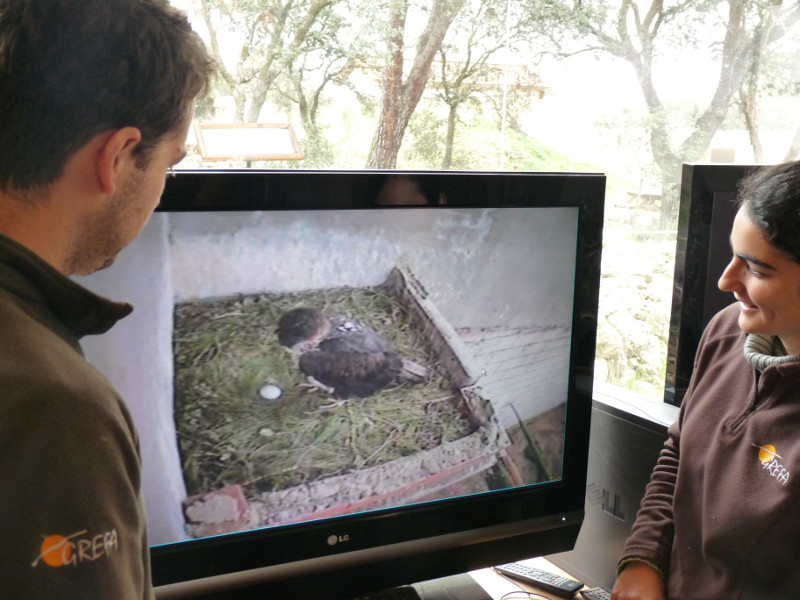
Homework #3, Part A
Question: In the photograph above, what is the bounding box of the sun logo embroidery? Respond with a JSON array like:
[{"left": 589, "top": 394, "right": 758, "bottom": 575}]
[
  {"left": 35, "top": 534, "right": 78, "bottom": 567},
  {"left": 31, "top": 529, "right": 119, "bottom": 568},
  {"left": 755, "top": 444, "right": 790, "bottom": 486}
]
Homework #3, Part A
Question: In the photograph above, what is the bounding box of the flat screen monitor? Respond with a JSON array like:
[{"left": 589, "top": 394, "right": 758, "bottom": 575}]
[
  {"left": 77, "top": 170, "right": 605, "bottom": 599},
  {"left": 664, "top": 163, "right": 755, "bottom": 406}
]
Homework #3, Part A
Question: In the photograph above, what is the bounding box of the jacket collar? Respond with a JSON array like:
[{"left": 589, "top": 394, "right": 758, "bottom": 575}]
[
  {"left": 744, "top": 333, "right": 800, "bottom": 372},
  {"left": 0, "top": 234, "right": 132, "bottom": 339}
]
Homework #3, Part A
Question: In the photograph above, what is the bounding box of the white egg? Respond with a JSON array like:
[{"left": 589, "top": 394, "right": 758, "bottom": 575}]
[{"left": 259, "top": 384, "right": 282, "bottom": 401}]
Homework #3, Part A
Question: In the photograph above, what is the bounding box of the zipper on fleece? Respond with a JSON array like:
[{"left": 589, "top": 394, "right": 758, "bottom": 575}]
[
  {"left": 732, "top": 399, "right": 760, "bottom": 431},
  {"left": 731, "top": 370, "right": 762, "bottom": 432}
]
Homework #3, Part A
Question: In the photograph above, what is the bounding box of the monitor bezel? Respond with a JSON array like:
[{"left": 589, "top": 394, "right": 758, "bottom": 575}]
[
  {"left": 146, "top": 169, "right": 605, "bottom": 598},
  {"left": 664, "top": 163, "right": 755, "bottom": 406}
]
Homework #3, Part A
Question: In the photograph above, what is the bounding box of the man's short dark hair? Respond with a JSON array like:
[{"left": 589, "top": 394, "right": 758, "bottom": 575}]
[
  {"left": 739, "top": 160, "right": 800, "bottom": 265},
  {"left": 0, "top": 0, "right": 214, "bottom": 191}
]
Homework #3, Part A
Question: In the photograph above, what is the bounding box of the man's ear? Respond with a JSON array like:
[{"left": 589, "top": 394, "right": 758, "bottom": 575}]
[{"left": 96, "top": 127, "right": 142, "bottom": 194}]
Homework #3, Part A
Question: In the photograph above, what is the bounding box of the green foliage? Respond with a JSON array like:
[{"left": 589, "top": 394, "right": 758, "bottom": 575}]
[
  {"left": 449, "top": 121, "right": 599, "bottom": 172},
  {"left": 395, "top": 106, "right": 603, "bottom": 172},
  {"left": 406, "top": 109, "right": 444, "bottom": 168},
  {"left": 625, "top": 355, "right": 668, "bottom": 401},
  {"left": 294, "top": 128, "right": 336, "bottom": 168}
]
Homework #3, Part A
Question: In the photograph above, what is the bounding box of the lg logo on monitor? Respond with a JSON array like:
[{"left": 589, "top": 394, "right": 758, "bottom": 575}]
[{"left": 327, "top": 534, "right": 350, "bottom": 546}]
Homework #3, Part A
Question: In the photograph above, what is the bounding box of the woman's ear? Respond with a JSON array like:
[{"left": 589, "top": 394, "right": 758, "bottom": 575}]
[{"left": 96, "top": 127, "right": 142, "bottom": 194}]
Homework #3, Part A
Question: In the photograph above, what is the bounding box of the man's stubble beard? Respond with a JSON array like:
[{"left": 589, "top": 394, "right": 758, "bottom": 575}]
[{"left": 64, "top": 169, "right": 144, "bottom": 276}]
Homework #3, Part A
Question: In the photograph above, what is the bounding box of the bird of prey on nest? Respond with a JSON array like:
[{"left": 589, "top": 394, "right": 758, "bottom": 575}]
[{"left": 276, "top": 307, "right": 428, "bottom": 404}]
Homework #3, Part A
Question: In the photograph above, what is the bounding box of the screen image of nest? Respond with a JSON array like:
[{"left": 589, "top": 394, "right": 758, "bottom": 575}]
[{"left": 168, "top": 207, "right": 577, "bottom": 538}]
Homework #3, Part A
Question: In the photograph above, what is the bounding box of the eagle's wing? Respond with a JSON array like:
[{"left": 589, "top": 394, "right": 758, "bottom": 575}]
[{"left": 298, "top": 331, "right": 402, "bottom": 399}]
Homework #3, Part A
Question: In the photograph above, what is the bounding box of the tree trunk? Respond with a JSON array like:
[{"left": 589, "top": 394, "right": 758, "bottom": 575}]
[
  {"left": 245, "top": 0, "right": 335, "bottom": 123},
  {"left": 367, "top": 0, "right": 407, "bottom": 169},
  {"left": 367, "top": 0, "right": 466, "bottom": 169},
  {"left": 441, "top": 103, "right": 458, "bottom": 170},
  {"left": 639, "top": 0, "right": 759, "bottom": 228},
  {"left": 199, "top": 0, "right": 247, "bottom": 122},
  {"left": 740, "top": 87, "right": 764, "bottom": 163},
  {"left": 233, "top": 89, "right": 247, "bottom": 123},
  {"left": 784, "top": 123, "right": 800, "bottom": 161},
  {"left": 598, "top": 0, "right": 792, "bottom": 228}
]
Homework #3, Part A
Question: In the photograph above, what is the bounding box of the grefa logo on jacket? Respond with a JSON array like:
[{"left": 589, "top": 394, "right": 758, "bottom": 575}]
[
  {"left": 31, "top": 528, "right": 119, "bottom": 569},
  {"left": 755, "top": 444, "right": 790, "bottom": 486}
]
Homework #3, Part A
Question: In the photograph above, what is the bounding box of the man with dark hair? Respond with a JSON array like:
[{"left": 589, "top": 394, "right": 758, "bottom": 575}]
[{"left": 0, "top": 1, "right": 214, "bottom": 596}]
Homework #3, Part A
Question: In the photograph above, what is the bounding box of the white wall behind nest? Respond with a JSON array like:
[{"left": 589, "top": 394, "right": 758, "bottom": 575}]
[{"left": 78, "top": 215, "right": 188, "bottom": 544}]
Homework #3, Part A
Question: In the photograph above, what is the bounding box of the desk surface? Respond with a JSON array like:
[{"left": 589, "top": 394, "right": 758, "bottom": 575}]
[
  {"left": 468, "top": 557, "right": 595, "bottom": 600},
  {"left": 359, "top": 557, "right": 599, "bottom": 600}
]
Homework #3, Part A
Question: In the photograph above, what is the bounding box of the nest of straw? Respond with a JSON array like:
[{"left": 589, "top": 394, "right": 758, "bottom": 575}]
[{"left": 173, "top": 284, "right": 473, "bottom": 497}]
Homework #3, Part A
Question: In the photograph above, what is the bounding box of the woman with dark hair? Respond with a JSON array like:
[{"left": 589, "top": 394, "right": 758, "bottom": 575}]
[{"left": 613, "top": 161, "right": 800, "bottom": 599}]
